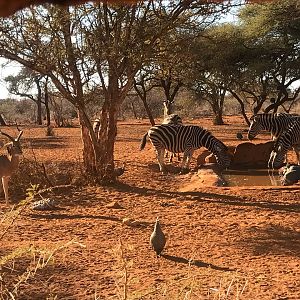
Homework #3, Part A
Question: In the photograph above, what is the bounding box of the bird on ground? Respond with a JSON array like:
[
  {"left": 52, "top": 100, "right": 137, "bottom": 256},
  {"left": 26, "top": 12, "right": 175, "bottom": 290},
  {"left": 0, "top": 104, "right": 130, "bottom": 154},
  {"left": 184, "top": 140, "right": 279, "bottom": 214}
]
[
  {"left": 114, "top": 162, "right": 126, "bottom": 177},
  {"left": 236, "top": 132, "right": 243, "bottom": 140},
  {"left": 150, "top": 217, "right": 166, "bottom": 257}
]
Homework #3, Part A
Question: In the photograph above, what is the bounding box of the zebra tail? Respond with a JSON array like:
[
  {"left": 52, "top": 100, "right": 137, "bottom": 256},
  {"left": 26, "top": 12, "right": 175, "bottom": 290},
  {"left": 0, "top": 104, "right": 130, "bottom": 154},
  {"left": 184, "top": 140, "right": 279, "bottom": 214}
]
[{"left": 140, "top": 132, "right": 148, "bottom": 150}]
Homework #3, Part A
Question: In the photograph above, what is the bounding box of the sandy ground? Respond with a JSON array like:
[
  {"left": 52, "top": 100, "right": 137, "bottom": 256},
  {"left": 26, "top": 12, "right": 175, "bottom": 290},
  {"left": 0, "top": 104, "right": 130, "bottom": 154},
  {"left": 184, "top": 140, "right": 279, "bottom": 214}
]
[{"left": 0, "top": 116, "right": 299, "bottom": 300}]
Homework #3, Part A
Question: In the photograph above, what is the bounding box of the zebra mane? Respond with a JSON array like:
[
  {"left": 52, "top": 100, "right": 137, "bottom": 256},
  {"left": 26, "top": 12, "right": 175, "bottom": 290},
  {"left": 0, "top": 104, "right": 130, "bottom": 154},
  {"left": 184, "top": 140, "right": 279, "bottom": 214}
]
[
  {"left": 251, "top": 112, "right": 291, "bottom": 120},
  {"left": 199, "top": 126, "right": 228, "bottom": 152}
]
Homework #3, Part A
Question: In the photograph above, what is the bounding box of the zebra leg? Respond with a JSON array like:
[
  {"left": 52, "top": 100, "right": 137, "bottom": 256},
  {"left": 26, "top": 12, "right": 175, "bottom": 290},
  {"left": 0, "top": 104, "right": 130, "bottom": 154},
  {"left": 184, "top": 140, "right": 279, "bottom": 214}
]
[
  {"left": 185, "top": 150, "right": 194, "bottom": 169},
  {"left": 165, "top": 150, "right": 169, "bottom": 159},
  {"left": 180, "top": 150, "right": 193, "bottom": 173},
  {"left": 169, "top": 152, "right": 174, "bottom": 162},
  {"left": 156, "top": 148, "right": 166, "bottom": 173}
]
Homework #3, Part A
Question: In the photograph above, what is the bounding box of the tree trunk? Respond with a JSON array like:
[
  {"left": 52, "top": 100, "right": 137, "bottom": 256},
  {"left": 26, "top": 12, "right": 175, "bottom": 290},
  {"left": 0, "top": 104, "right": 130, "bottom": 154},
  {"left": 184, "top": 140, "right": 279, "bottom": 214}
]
[
  {"left": 229, "top": 89, "right": 250, "bottom": 126},
  {"left": 213, "top": 109, "right": 224, "bottom": 125},
  {"left": 131, "top": 102, "right": 137, "bottom": 119},
  {"left": 34, "top": 77, "right": 43, "bottom": 125},
  {"left": 44, "top": 77, "right": 51, "bottom": 127},
  {"left": 97, "top": 100, "right": 118, "bottom": 183},
  {"left": 44, "top": 88, "right": 51, "bottom": 126},
  {"left": 210, "top": 94, "right": 225, "bottom": 125},
  {"left": 77, "top": 108, "right": 97, "bottom": 176},
  {"left": 141, "top": 97, "right": 155, "bottom": 126}
]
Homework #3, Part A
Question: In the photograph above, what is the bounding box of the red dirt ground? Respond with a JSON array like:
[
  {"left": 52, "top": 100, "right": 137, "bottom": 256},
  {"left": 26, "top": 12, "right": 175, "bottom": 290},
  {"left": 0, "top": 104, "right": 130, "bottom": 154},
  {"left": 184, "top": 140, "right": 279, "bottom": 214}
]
[{"left": 0, "top": 116, "right": 299, "bottom": 299}]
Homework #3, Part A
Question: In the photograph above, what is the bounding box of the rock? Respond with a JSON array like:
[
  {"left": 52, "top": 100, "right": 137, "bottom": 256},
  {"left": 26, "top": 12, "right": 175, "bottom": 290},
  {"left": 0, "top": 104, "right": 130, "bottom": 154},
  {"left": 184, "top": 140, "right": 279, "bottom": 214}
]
[
  {"left": 179, "top": 165, "right": 227, "bottom": 192},
  {"left": 280, "top": 165, "right": 300, "bottom": 186},
  {"left": 106, "top": 201, "right": 124, "bottom": 209},
  {"left": 196, "top": 150, "right": 211, "bottom": 165},
  {"left": 31, "top": 198, "right": 57, "bottom": 211},
  {"left": 197, "top": 146, "right": 234, "bottom": 167},
  {"left": 231, "top": 141, "right": 275, "bottom": 168}
]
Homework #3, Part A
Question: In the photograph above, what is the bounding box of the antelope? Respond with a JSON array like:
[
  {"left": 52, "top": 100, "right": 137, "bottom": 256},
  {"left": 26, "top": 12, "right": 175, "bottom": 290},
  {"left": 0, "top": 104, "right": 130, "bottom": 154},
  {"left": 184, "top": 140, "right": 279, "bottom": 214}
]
[{"left": 0, "top": 128, "right": 23, "bottom": 204}]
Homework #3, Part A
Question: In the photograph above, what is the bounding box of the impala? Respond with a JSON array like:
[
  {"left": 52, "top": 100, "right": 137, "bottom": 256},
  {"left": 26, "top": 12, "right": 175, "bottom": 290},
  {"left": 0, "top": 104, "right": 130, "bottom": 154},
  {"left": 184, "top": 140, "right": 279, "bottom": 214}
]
[{"left": 0, "top": 128, "right": 23, "bottom": 204}]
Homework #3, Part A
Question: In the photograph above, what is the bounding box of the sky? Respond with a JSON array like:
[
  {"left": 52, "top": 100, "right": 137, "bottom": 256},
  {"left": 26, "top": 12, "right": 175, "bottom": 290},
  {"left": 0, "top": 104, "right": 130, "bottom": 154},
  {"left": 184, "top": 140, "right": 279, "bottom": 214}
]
[
  {"left": 0, "top": 58, "right": 22, "bottom": 99},
  {"left": 0, "top": 6, "right": 239, "bottom": 100}
]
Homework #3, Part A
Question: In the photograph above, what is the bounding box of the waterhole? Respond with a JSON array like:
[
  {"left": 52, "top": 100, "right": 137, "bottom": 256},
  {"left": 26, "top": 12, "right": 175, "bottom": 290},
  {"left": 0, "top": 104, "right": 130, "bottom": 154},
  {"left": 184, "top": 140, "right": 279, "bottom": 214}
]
[{"left": 222, "top": 169, "right": 282, "bottom": 187}]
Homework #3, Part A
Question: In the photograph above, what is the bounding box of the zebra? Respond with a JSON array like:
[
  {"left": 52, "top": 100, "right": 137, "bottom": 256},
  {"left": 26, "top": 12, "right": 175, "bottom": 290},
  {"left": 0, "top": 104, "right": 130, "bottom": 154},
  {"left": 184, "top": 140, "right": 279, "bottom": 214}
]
[
  {"left": 162, "top": 114, "right": 183, "bottom": 162},
  {"left": 268, "top": 119, "right": 300, "bottom": 169},
  {"left": 140, "top": 124, "right": 231, "bottom": 173},
  {"left": 162, "top": 114, "right": 182, "bottom": 126},
  {"left": 248, "top": 113, "right": 300, "bottom": 140},
  {"left": 93, "top": 118, "right": 101, "bottom": 141}
]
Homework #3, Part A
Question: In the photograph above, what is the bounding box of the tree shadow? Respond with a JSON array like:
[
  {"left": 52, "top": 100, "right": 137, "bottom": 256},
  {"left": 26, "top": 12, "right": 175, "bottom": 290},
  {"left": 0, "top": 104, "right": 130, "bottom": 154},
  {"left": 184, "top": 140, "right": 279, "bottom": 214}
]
[
  {"left": 27, "top": 212, "right": 151, "bottom": 228},
  {"left": 240, "top": 224, "right": 300, "bottom": 256},
  {"left": 161, "top": 254, "right": 235, "bottom": 271},
  {"left": 25, "top": 137, "right": 67, "bottom": 149},
  {"left": 28, "top": 213, "right": 121, "bottom": 222},
  {"left": 112, "top": 182, "right": 300, "bottom": 213}
]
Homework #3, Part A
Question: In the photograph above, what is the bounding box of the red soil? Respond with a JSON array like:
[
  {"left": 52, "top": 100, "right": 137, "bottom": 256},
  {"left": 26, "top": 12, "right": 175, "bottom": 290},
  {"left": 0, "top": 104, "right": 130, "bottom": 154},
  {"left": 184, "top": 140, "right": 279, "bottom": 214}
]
[{"left": 0, "top": 116, "right": 299, "bottom": 299}]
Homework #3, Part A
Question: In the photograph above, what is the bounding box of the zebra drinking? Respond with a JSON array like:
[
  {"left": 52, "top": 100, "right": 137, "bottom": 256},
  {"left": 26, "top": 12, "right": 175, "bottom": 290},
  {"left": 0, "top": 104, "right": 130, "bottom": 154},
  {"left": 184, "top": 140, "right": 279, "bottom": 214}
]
[
  {"left": 248, "top": 113, "right": 300, "bottom": 140},
  {"left": 268, "top": 119, "right": 300, "bottom": 169},
  {"left": 140, "top": 124, "right": 231, "bottom": 173}
]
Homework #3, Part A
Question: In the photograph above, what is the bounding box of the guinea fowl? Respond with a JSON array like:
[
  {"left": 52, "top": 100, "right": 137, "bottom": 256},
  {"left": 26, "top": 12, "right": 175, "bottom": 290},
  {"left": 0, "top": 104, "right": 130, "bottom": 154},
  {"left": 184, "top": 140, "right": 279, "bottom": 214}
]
[
  {"left": 236, "top": 132, "right": 243, "bottom": 140},
  {"left": 114, "top": 163, "right": 126, "bottom": 177},
  {"left": 150, "top": 217, "right": 166, "bottom": 257}
]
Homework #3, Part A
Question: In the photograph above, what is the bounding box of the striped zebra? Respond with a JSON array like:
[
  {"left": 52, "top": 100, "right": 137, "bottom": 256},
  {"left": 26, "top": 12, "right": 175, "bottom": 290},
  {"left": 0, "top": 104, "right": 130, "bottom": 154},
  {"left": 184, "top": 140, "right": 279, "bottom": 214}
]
[
  {"left": 162, "top": 114, "right": 183, "bottom": 162},
  {"left": 162, "top": 114, "right": 182, "bottom": 126},
  {"left": 248, "top": 113, "right": 300, "bottom": 140},
  {"left": 268, "top": 119, "right": 300, "bottom": 169},
  {"left": 140, "top": 124, "right": 231, "bottom": 173}
]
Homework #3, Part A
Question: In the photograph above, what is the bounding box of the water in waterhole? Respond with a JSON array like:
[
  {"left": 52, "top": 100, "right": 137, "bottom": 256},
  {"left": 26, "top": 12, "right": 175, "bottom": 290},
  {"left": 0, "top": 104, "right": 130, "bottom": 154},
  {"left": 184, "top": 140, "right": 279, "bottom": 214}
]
[{"left": 222, "top": 169, "right": 282, "bottom": 187}]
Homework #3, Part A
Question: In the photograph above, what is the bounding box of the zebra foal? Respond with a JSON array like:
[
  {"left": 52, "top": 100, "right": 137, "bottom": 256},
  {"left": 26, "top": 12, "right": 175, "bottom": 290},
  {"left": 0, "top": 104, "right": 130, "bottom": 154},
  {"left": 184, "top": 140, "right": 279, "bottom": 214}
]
[
  {"left": 140, "top": 124, "right": 231, "bottom": 173},
  {"left": 268, "top": 119, "right": 300, "bottom": 169},
  {"left": 248, "top": 113, "right": 300, "bottom": 140}
]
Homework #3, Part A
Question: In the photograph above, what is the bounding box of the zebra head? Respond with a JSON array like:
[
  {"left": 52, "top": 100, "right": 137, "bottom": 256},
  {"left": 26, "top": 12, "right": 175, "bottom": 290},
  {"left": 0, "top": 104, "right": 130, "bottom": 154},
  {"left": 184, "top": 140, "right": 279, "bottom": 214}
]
[
  {"left": 268, "top": 143, "right": 286, "bottom": 169},
  {"left": 213, "top": 142, "right": 231, "bottom": 169},
  {"left": 248, "top": 114, "right": 263, "bottom": 140}
]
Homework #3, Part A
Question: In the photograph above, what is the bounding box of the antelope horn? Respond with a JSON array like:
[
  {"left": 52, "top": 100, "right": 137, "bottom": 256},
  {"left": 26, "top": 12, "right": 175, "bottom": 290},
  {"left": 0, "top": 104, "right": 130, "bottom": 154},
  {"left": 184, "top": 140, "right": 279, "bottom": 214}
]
[
  {"left": 0, "top": 130, "right": 15, "bottom": 142},
  {"left": 16, "top": 130, "right": 23, "bottom": 141}
]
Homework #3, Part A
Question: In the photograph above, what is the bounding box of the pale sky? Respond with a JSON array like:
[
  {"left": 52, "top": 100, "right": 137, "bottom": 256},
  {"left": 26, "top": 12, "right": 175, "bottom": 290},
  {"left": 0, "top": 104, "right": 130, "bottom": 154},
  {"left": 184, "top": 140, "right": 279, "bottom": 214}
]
[{"left": 0, "top": 58, "right": 22, "bottom": 99}]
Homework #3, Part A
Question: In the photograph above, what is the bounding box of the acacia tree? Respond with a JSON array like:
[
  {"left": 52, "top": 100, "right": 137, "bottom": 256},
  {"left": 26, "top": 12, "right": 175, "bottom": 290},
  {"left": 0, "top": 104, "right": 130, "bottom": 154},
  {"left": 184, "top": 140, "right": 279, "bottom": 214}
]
[
  {"left": 4, "top": 67, "right": 51, "bottom": 125},
  {"left": 230, "top": 0, "right": 300, "bottom": 115},
  {"left": 0, "top": 1, "right": 231, "bottom": 183}
]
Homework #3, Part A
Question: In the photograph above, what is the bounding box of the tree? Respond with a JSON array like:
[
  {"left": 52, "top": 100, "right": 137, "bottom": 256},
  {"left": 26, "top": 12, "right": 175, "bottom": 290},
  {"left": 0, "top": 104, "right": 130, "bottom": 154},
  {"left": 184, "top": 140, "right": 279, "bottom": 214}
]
[
  {"left": 0, "top": 1, "right": 231, "bottom": 183},
  {"left": 4, "top": 67, "right": 51, "bottom": 125},
  {"left": 236, "top": 0, "right": 300, "bottom": 114}
]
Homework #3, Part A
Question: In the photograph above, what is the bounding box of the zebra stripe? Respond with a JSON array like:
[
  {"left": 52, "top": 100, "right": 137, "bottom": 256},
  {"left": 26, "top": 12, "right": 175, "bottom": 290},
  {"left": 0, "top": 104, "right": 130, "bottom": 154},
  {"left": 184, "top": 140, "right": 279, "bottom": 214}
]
[
  {"left": 268, "top": 119, "right": 300, "bottom": 169},
  {"left": 140, "top": 124, "right": 231, "bottom": 172},
  {"left": 162, "top": 114, "right": 183, "bottom": 162},
  {"left": 248, "top": 113, "right": 300, "bottom": 140}
]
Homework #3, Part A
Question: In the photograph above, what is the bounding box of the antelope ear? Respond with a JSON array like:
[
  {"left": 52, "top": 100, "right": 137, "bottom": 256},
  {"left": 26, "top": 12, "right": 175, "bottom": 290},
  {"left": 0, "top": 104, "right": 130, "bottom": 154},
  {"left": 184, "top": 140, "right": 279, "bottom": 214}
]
[{"left": 6, "top": 144, "right": 12, "bottom": 155}]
